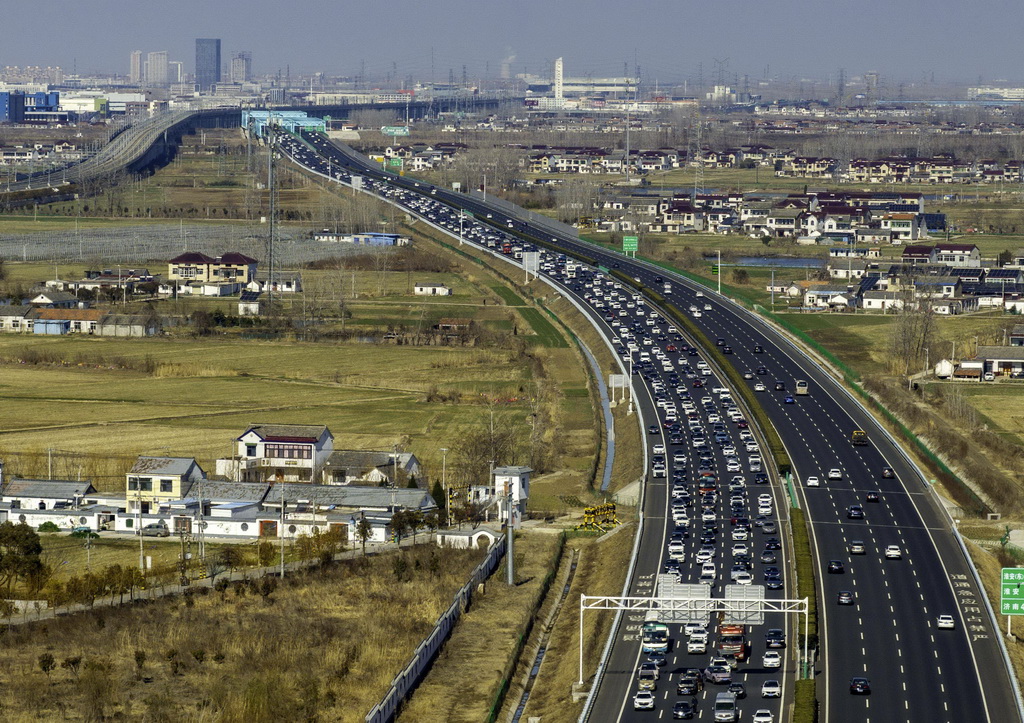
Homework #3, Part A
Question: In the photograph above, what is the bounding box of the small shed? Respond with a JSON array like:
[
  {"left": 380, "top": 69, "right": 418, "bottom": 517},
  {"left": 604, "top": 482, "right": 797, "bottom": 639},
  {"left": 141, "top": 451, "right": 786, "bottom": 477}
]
[
  {"left": 96, "top": 314, "right": 160, "bottom": 337},
  {"left": 238, "top": 290, "right": 264, "bottom": 316}
]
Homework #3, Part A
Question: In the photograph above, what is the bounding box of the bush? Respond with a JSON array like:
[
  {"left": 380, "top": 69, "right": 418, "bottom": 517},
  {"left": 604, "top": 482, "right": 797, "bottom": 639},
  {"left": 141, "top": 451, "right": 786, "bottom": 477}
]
[{"left": 37, "top": 522, "right": 60, "bottom": 533}]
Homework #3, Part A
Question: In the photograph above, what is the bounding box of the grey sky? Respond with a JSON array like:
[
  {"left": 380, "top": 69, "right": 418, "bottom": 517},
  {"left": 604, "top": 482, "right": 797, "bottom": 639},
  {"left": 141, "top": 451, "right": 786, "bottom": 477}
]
[{"left": 3, "top": 0, "right": 1020, "bottom": 86}]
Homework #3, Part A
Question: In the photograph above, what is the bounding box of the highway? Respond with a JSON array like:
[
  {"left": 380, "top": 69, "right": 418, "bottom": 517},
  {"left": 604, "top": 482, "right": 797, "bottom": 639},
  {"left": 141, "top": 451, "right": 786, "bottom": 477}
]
[{"left": 277, "top": 128, "right": 1020, "bottom": 723}]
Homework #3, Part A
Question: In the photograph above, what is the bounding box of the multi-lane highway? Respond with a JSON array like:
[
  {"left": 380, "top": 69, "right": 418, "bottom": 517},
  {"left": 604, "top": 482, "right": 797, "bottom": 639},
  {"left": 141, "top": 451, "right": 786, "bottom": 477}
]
[{"left": 275, "top": 127, "right": 1020, "bottom": 723}]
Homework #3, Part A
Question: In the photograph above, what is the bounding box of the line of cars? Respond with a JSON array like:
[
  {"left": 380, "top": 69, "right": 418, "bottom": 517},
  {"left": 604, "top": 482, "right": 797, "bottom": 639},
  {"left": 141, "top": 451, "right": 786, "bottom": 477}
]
[{"left": 627, "top": 295, "right": 789, "bottom": 721}]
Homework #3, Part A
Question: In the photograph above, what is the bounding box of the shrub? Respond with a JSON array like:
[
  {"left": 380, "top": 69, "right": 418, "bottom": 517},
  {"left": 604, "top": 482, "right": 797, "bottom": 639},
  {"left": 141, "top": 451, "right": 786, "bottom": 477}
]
[{"left": 37, "top": 522, "right": 60, "bottom": 533}]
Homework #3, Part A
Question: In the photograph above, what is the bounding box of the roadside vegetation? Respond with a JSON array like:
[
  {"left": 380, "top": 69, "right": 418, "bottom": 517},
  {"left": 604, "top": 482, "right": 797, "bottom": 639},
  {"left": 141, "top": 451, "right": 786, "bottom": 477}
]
[{"left": 0, "top": 542, "right": 485, "bottom": 722}]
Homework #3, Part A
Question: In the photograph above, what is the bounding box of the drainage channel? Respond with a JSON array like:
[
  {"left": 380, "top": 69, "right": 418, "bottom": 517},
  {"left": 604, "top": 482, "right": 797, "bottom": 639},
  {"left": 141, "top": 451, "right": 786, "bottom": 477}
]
[{"left": 511, "top": 548, "right": 580, "bottom": 723}]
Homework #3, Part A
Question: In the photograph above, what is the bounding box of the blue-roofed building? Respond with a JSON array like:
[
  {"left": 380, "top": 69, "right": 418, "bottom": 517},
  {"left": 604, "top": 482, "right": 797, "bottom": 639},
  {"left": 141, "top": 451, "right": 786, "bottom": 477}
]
[
  {"left": 242, "top": 110, "right": 326, "bottom": 138},
  {"left": 985, "top": 268, "right": 1023, "bottom": 284}
]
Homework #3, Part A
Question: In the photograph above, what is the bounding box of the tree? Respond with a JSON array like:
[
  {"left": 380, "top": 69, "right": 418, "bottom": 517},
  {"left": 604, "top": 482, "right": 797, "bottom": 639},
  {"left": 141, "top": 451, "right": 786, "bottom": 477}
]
[
  {"left": 38, "top": 653, "right": 56, "bottom": 681},
  {"left": 406, "top": 510, "right": 424, "bottom": 545},
  {"left": 731, "top": 268, "right": 750, "bottom": 285},
  {"left": 388, "top": 510, "right": 409, "bottom": 547},
  {"left": 0, "top": 521, "right": 44, "bottom": 596},
  {"left": 430, "top": 480, "right": 447, "bottom": 520},
  {"left": 355, "top": 517, "right": 373, "bottom": 555},
  {"left": 218, "top": 545, "right": 244, "bottom": 573},
  {"left": 256, "top": 541, "right": 275, "bottom": 567},
  {"left": 998, "top": 249, "right": 1013, "bottom": 267}
]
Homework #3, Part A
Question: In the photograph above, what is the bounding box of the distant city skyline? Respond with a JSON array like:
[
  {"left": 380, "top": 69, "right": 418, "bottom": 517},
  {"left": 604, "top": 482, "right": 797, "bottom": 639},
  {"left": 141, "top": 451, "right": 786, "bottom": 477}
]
[{"left": 3, "top": 0, "right": 1023, "bottom": 86}]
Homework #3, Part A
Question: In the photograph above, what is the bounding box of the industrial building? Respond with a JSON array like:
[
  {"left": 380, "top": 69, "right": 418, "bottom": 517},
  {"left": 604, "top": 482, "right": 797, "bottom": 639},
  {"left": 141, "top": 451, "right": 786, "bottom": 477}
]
[
  {"left": 242, "top": 110, "right": 326, "bottom": 138},
  {"left": 0, "top": 91, "right": 61, "bottom": 123}
]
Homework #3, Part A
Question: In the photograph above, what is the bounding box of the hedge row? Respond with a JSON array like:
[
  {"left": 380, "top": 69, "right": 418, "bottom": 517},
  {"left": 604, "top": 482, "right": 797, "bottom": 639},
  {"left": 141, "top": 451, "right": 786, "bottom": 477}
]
[{"left": 794, "top": 679, "right": 818, "bottom": 723}]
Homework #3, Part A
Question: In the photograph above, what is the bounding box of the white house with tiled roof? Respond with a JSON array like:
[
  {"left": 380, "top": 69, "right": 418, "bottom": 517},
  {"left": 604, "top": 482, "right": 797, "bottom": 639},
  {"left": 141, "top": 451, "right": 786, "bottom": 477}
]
[{"left": 218, "top": 424, "right": 334, "bottom": 483}]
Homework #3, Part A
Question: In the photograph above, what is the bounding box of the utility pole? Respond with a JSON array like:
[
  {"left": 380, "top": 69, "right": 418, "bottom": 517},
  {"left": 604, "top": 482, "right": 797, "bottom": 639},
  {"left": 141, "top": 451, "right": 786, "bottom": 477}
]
[
  {"left": 279, "top": 482, "right": 286, "bottom": 578},
  {"left": 440, "top": 447, "right": 449, "bottom": 527},
  {"left": 506, "top": 481, "right": 515, "bottom": 585}
]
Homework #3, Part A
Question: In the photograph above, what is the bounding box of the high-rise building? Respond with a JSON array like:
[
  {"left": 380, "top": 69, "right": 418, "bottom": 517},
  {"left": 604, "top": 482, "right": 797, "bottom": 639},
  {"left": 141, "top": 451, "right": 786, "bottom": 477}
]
[
  {"left": 230, "top": 52, "right": 252, "bottom": 84},
  {"left": 195, "top": 38, "right": 221, "bottom": 91},
  {"left": 168, "top": 61, "right": 183, "bottom": 84},
  {"left": 129, "top": 51, "right": 142, "bottom": 84},
  {"left": 146, "top": 51, "right": 169, "bottom": 86}
]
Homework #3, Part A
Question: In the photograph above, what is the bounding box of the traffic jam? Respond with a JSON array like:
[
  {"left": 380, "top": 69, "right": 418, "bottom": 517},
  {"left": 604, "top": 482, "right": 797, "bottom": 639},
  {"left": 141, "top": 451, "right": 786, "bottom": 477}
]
[{"left": 276, "top": 130, "right": 790, "bottom": 722}]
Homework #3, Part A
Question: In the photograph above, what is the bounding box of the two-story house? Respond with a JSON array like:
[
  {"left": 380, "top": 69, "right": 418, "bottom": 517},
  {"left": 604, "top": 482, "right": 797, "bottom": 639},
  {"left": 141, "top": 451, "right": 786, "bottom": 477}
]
[
  {"left": 126, "top": 457, "right": 206, "bottom": 514},
  {"left": 219, "top": 424, "right": 334, "bottom": 483},
  {"left": 167, "top": 252, "right": 259, "bottom": 285}
]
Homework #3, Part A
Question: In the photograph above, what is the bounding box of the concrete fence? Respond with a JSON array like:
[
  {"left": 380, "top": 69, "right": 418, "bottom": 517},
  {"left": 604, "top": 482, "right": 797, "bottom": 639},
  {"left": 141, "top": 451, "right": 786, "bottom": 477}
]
[{"left": 365, "top": 535, "right": 508, "bottom": 722}]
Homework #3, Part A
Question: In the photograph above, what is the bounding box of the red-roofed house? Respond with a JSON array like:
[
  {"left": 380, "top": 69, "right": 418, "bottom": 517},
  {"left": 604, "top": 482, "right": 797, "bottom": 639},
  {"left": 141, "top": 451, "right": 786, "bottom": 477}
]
[{"left": 167, "top": 252, "right": 259, "bottom": 284}]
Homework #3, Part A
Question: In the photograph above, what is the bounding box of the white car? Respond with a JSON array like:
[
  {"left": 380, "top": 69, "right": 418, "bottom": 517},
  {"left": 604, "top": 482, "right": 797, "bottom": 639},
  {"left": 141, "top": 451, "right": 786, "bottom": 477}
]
[
  {"left": 731, "top": 527, "right": 749, "bottom": 541},
  {"left": 884, "top": 545, "right": 902, "bottom": 559},
  {"left": 752, "top": 710, "right": 775, "bottom": 723},
  {"left": 653, "top": 443, "right": 666, "bottom": 455},
  {"left": 684, "top": 622, "right": 705, "bottom": 637},
  {"left": 734, "top": 571, "right": 753, "bottom": 585},
  {"left": 762, "top": 650, "right": 782, "bottom": 669},
  {"left": 805, "top": 476, "right": 820, "bottom": 488},
  {"left": 704, "top": 303, "right": 712, "bottom": 311},
  {"left": 828, "top": 468, "right": 842, "bottom": 480},
  {"left": 731, "top": 542, "right": 749, "bottom": 556},
  {"left": 937, "top": 614, "right": 956, "bottom": 630},
  {"left": 761, "top": 679, "right": 782, "bottom": 697},
  {"left": 758, "top": 494, "right": 773, "bottom": 506},
  {"left": 754, "top": 382, "right": 766, "bottom": 392},
  {"left": 633, "top": 691, "right": 655, "bottom": 710}
]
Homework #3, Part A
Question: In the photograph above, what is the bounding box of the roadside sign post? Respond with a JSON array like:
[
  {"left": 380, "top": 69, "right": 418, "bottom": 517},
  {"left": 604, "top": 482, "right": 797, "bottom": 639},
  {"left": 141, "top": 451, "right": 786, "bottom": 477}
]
[
  {"left": 1001, "top": 568, "right": 1024, "bottom": 636},
  {"left": 623, "top": 235, "right": 638, "bottom": 257}
]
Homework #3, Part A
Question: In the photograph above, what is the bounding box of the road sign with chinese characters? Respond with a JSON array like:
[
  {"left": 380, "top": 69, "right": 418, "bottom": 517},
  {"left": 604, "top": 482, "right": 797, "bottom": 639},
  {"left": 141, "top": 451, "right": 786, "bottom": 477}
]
[
  {"left": 1001, "top": 568, "right": 1024, "bottom": 614},
  {"left": 623, "top": 235, "right": 639, "bottom": 253}
]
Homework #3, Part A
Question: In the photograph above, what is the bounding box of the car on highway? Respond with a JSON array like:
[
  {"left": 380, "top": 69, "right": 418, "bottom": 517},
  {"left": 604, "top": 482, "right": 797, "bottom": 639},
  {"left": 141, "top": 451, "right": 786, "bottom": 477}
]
[
  {"left": 764, "top": 628, "right": 786, "bottom": 648},
  {"left": 743, "top": 370, "right": 754, "bottom": 379},
  {"left": 774, "top": 381, "right": 786, "bottom": 391},
  {"left": 828, "top": 468, "right": 842, "bottom": 480},
  {"left": 734, "top": 571, "right": 754, "bottom": 585},
  {"left": 653, "top": 443, "right": 666, "bottom": 454},
  {"left": 885, "top": 545, "right": 902, "bottom": 559},
  {"left": 848, "top": 540, "right": 866, "bottom": 555},
  {"left": 937, "top": 614, "right": 956, "bottom": 629},
  {"left": 752, "top": 710, "right": 774, "bottom": 723},
  {"left": 677, "top": 669, "right": 704, "bottom": 694},
  {"left": 784, "top": 394, "right": 795, "bottom": 404},
  {"left": 827, "top": 560, "right": 845, "bottom": 574},
  {"left": 761, "top": 679, "right": 781, "bottom": 698},
  {"left": 866, "top": 491, "right": 881, "bottom": 503},
  {"left": 760, "top": 550, "right": 777, "bottom": 564},
  {"left": 849, "top": 677, "right": 871, "bottom": 695},
  {"left": 762, "top": 650, "right": 782, "bottom": 669},
  {"left": 847, "top": 505, "right": 865, "bottom": 520},
  {"left": 727, "top": 681, "right": 746, "bottom": 699},
  {"left": 837, "top": 590, "right": 855, "bottom": 605},
  {"left": 882, "top": 466, "right": 895, "bottom": 478},
  {"left": 672, "top": 698, "right": 698, "bottom": 719},
  {"left": 634, "top": 690, "right": 656, "bottom": 709},
  {"left": 756, "top": 366, "right": 768, "bottom": 375},
  {"left": 805, "top": 475, "right": 820, "bottom": 487},
  {"left": 704, "top": 665, "right": 732, "bottom": 684}
]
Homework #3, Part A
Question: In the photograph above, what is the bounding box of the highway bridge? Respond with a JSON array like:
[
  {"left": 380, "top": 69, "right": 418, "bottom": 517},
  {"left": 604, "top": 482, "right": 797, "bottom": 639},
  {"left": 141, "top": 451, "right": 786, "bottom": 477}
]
[{"left": 0, "top": 95, "right": 507, "bottom": 198}]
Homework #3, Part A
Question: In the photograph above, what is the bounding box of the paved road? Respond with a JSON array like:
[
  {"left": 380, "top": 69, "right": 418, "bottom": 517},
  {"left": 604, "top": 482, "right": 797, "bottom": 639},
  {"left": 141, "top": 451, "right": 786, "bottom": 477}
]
[{"left": 277, "top": 129, "right": 1020, "bottom": 723}]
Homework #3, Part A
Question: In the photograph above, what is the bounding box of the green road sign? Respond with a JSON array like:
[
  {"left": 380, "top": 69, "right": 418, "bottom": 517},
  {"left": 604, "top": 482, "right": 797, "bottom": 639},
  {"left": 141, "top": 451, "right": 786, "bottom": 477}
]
[
  {"left": 381, "top": 126, "right": 410, "bottom": 136},
  {"left": 1001, "top": 568, "right": 1024, "bottom": 614},
  {"left": 388, "top": 157, "right": 403, "bottom": 168},
  {"left": 623, "top": 235, "right": 639, "bottom": 252},
  {"left": 712, "top": 265, "right": 719, "bottom": 275}
]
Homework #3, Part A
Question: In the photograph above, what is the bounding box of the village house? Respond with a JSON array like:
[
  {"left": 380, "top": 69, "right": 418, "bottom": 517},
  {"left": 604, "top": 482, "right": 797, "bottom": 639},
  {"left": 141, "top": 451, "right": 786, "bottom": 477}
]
[
  {"left": 322, "top": 450, "right": 423, "bottom": 486},
  {"left": 126, "top": 457, "right": 206, "bottom": 514},
  {"left": 413, "top": 282, "right": 453, "bottom": 296},
  {"left": 216, "top": 424, "right": 334, "bottom": 484}
]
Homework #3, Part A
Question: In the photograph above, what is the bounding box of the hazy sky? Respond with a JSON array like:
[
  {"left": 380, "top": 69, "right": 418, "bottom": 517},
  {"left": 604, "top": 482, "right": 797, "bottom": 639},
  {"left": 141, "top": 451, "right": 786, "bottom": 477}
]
[{"left": 3, "top": 0, "right": 1021, "bottom": 87}]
